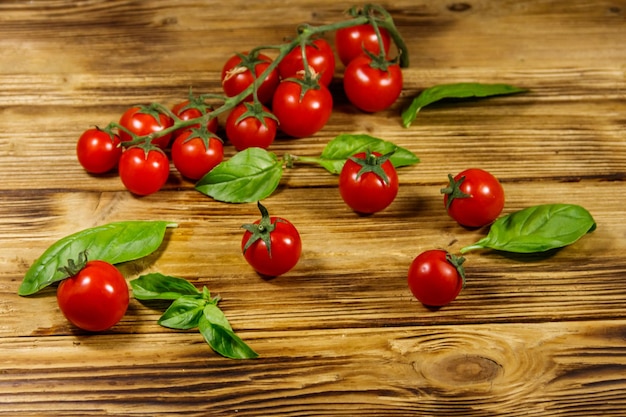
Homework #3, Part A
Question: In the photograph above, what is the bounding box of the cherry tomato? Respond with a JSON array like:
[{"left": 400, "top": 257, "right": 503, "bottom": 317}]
[
  {"left": 118, "top": 147, "right": 170, "bottom": 196},
  {"left": 171, "top": 130, "right": 224, "bottom": 180},
  {"left": 407, "top": 250, "right": 465, "bottom": 307},
  {"left": 171, "top": 99, "right": 218, "bottom": 138},
  {"left": 241, "top": 202, "right": 302, "bottom": 277},
  {"left": 278, "top": 38, "right": 336, "bottom": 87},
  {"left": 225, "top": 102, "right": 278, "bottom": 151},
  {"left": 57, "top": 259, "right": 129, "bottom": 331},
  {"left": 339, "top": 151, "right": 399, "bottom": 214},
  {"left": 335, "top": 24, "right": 391, "bottom": 67},
  {"left": 441, "top": 168, "right": 505, "bottom": 228},
  {"left": 343, "top": 54, "right": 403, "bottom": 113},
  {"left": 271, "top": 79, "right": 333, "bottom": 138},
  {"left": 221, "top": 52, "right": 280, "bottom": 104},
  {"left": 76, "top": 128, "right": 122, "bottom": 174},
  {"left": 118, "top": 106, "right": 173, "bottom": 149}
]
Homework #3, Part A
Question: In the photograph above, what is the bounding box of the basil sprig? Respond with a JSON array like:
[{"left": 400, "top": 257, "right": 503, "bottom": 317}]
[
  {"left": 460, "top": 204, "right": 596, "bottom": 254},
  {"left": 402, "top": 82, "right": 528, "bottom": 127},
  {"left": 131, "top": 273, "right": 258, "bottom": 360},
  {"left": 19, "top": 221, "right": 176, "bottom": 296},
  {"left": 195, "top": 134, "right": 419, "bottom": 203}
]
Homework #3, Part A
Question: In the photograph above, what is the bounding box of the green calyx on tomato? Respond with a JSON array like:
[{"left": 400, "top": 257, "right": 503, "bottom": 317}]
[
  {"left": 348, "top": 149, "right": 395, "bottom": 185},
  {"left": 182, "top": 125, "right": 222, "bottom": 150},
  {"left": 56, "top": 250, "right": 89, "bottom": 278},
  {"left": 445, "top": 252, "right": 467, "bottom": 286},
  {"left": 235, "top": 101, "right": 278, "bottom": 128},
  {"left": 441, "top": 173, "right": 472, "bottom": 209},
  {"left": 241, "top": 201, "right": 283, "bottom": 256}
]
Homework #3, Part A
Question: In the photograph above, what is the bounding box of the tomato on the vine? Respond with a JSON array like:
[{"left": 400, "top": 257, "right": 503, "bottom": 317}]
[
  {"left": 339, "top": 150, "right": 398, "bottom": 214},
  {"left": 441, "top": 168, "right": 505, "bottom": 228},
  {"left": 225, "top": 102, "right": 278, "bottom": 151},
  {"left": 118, "top": 146, "right": 170, "bottom": 196},
  {"left": 271, "top": 78, "right": 333, "bottom": 138},
  {"left": 171, "top": 128, "right": 224, "bottom": 180},
  {"left": 335, "top": 24, "right": 391, "bottom": 67},
  {"left": 221, "top": 52, "right": 280, "bottom": 104},
  {"left": 241, "top": 202, "right": 302, "bottom": 277},
  {"left": 343, "top": 54, "right": 403, "bottom": 113},
  {"left": 278, "top": 38, "right": 336, "bottom": 87},
  {"left": 76, "top": 128, "right": 122, "bottom": 174},
  {"left": 57, "top": 255, "right": 129, "bottom": 332},
  {"left": 118, "top": 105, "right": 174, "bottom": 149},
  {"left": 407, "top": 250, "right": 465, "bottom": 307},
  {"left": 171, "top": 99, "right": 218, "bottom": 138}
]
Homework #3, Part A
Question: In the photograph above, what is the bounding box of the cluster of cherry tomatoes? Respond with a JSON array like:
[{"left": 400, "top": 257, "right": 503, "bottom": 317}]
[{"left": 75, "top": 22, "right": 403, "bottom": 197}]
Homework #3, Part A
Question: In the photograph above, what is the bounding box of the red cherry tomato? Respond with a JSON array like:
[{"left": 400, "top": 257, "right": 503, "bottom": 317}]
[
  {"left": 171, "top": 99, "right": 219, "bottom": 138},
  {"left": 441, "top": 168, "right": 505, "bottom": 228},
  {"left": 76, "top": 128, "right": 122, "bottom": 174},
  {"left": 339, "top": 151, "right": 399, "bottom": 214},
  {"left": 171, "top": 130, "right": 224, "bottom": 180},
  {"left": 335, "top": 24, "right": 391, "bottom": 66},
  {"left": 57, "top": 260, "right": 129, "bottom": 331},
  {"left": 343, "top": 54, "right": 403, "bottom": 113},
  {"left": 118, "top": 106, "right": 173, "bottom": 149},
  {"left": 407, "top": 250, "right": 465, "bottom": 307},
  {"left": 241, "top": 202, "right": 302, "bottom": 277},
  {"left": 225, "top": 103, "right": 278, "bottom": 151},
  {"left": 118, "top": 147, "right": 170, "bottom": 196},
  {"left": 278, "top": 38, "right": 336, "bottom": 87},
  {"left": 271, "top": 79, "right": 333, "bottom": 138},
  {"left": 221, "top": 52, "right": 280, "bottom": 104}
]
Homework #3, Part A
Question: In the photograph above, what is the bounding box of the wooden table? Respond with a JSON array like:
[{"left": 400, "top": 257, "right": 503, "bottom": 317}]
[{"left": 1, "top": 1, "right": 625, "bottom": 415}]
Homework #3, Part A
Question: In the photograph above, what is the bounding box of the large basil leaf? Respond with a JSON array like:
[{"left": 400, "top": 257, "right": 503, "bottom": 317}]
[
  {"left": 130, "top": 273, "right": 200, "bottom": 300},
  {"left": 157, "top": 295, "right": 206, "bottom": 330},
  {"left": 402, "top": 83, "right": 527, "bottom": 127},
  {"left": 312, "top": 134, "right": 419, "bottom": 174},
  {"left": 19, "top": 221, "right": 176, "bottom": 296},
  {"left": 460, "top": 204, "right": 596, "bottom": 254},
  {"left": 195, "top": 147, "right": 283, "bottom": 203},
  {"left": 198, "top": 316, "right": 259, "bottom": 359},
  {"left": 203, "top": 303, "right": 233, "bottom": 331}
]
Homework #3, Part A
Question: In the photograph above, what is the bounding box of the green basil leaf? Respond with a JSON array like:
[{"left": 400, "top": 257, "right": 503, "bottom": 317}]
[
  {"left": 460, "top": 204, "right": 596, "bottom": 254},
  {"left": 198, "top": 315, "right": 258, "bottom": 359},
  {"left": 130, "top": 273, "right": 201, "bottom": 300},
  {"left": 402, "top": 83, "right": 528, "bottom": 127},
  {"left": 195, "top": 147, "right": 283, "bottom": 203},
  {"left": 19, "top": 220, "right": 177, "bottom": 296},
  {"left": 316, "top": 134, "right": 419, "bottom": 174},
  {"left": 158, "top": 295, "right": 206, "bottom": 330},
  {"left": 203, "top": 303, "right": 233, "bottom": 331}
]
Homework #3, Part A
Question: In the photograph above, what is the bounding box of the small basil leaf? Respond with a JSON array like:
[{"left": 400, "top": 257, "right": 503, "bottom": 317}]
[
  {"left": 158, "top": 295, "right": 206, "bottom": 330},
  {"left": 203, "top": 303, "right": 233, "bottom": 331},
  {"left": 130, "top": 273, "right": 201, "bottom": 300},
  {"left": 460, "top": 204, "right": 596, "bottom": 254},
  {"left": 317, "top": 134, "right": 419, "bottom": 174},
  {"left": 195, "top": 147, "right": 283, "bottom": 203},
  {"left": 19, "top": 221, "right": 177, "bottom": 296},
  {"left": 402, "top": 83, "right": 528, "bottom": 127},
  {"left": 198, "top": 316, "right": 258, "bottom": 359}
]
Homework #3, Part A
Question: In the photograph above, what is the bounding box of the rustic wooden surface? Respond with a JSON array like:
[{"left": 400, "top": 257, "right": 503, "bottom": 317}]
[{"left": 1, "top": 0, "right": 625, "bottom": 415}]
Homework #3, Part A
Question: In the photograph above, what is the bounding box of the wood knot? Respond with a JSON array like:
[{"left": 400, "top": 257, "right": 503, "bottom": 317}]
[
  {"left": 418, "top": 353, "right": 502, "bottom": 389},
  {"left": 447, "top": 3, "right": 472, "bottom": 12}
]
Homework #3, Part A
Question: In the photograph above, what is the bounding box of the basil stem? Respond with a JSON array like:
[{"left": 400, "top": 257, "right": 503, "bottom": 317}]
[
  {"left": 19, "top": 221, "right": 176, "bottom": 296},
  {"left": 402, "top": 82, "right": 528, "bottom": 127},
  {"left": 460, "top": 204, "right": 596, "bottom": 254},
  {"left": 195, "top": 147, "right": 283, "bottom": 203}
]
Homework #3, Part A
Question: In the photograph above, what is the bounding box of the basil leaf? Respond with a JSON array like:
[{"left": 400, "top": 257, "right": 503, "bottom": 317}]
[
  {"left": 158, "top": 295, "right": 206, "bottom": 330},
  {"left": 19, "top": 220, "right": 176, "bottom": 296},
  {"left": 130, "top": 273, "right": 201, "bottom": 300},
  {"left": 460, "top": 204, "right": 596, "bottom": 254},
  {"left": 203, "top": 303, "right": 233, "bottom": 331},
  {"left": 316, "top": 134, "right": 419, "bottom": 174},
  {"left": 195, "top": 147, "right": 283, "bottom": 203},
  {"left": 198, "top": 316, "right": 258, "bottom": 359},
  {"left": 402, "top": 83, "right": 527, "bottom": 127}
]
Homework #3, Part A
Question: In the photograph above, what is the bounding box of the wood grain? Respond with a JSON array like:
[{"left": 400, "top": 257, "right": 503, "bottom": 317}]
[{"left": 1, "top": 0, "right": 625, "bottom": 415}]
